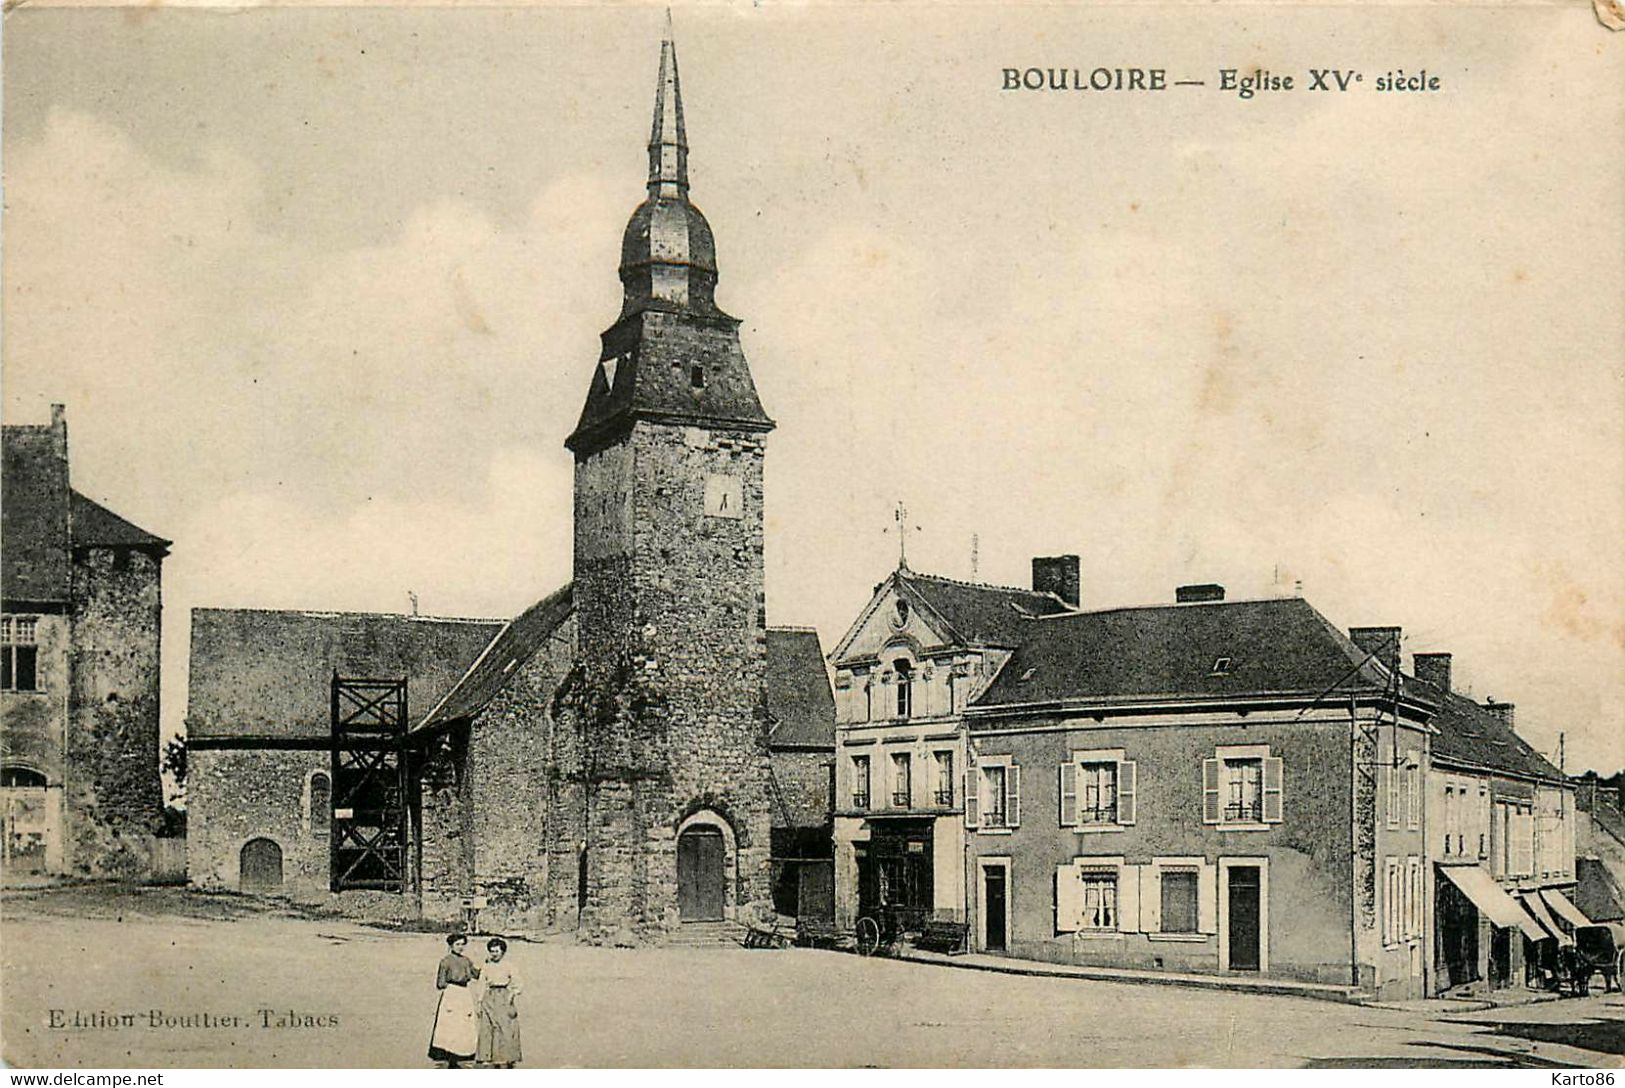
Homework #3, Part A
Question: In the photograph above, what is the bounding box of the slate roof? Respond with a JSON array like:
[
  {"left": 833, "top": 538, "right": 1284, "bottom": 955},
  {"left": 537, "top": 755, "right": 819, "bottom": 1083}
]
[
  {"left": 1405, "top": 675, "right": 1565, "bottom": 785},
  {"left": 70, "top": 491, "right": 170, "bottom": 551},
  {"left": 417, "top": 585, "right": 575, "bottom": 731},
  {"left": 2, "top": 425, "right": 71, "bottom": 603},
  {"left": 766, "top": 628, "right": 836, "bottom": 749},
  {"left": 3, "top": 422, "right": 170, "bottom": 603},
  {"left": 1575, "top": 857, "right": 1625, "bottom": 923},
  {"left": 972, "top": 596, "right": 1390, "bottom": 711},
  {"left": 188, "top": 608, "right": 502, "bottom": 741},
  {"left": 897, "top": 570, "right": 1073, "bottom": 649}
]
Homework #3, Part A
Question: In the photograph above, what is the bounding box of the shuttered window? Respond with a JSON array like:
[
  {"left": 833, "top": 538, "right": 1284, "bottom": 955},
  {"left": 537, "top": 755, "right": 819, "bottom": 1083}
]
[{"left": 1159, "top": 869, "right": 1199, "bottom": 934}]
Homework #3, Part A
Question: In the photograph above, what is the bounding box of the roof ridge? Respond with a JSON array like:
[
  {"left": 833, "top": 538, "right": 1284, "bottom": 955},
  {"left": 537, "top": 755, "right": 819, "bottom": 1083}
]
[
  {"left": 902, "top": 569, "right": 1051, "bottom": 597},
  {"left": 1033, "top": 595, "right": 1304, "bottom": 620},
  {"left": 192, "top": 606, "right": 504, "bottom": 625}
]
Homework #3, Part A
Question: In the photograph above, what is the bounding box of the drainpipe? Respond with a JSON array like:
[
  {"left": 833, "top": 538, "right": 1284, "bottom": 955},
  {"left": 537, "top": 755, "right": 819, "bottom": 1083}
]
[{"left": 1350, "top": 695, "right": 1360, "bottom": 990}]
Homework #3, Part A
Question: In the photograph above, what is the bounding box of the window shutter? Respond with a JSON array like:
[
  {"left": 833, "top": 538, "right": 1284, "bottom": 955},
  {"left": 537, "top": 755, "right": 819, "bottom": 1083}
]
[
  {"left": 1055, "top": 865, "right": 1082, "bottom": 933},
  {"left": 1118, "top": 760, "right": 1137, "bottom": 825},
  {"left": 1262, "top": 756, "right": 1284, "bottom": 823},
  {"left": 1058, "top": 761, "right": 1077, "bottom": 827},
  {"left": 1197, "top": 862, "right": 1217, "bottom": 934},
  {"left": 1116, "top": 864, "right": 1140, "bottom": 933},
  {"left": 964, "top": 770, "right": 978, "bottom": 829},
  {"left": 1202, "top": 758, "right": 1221, "bottom": 824},
  {"left": 1008, "top": 764, "right": 1021, "bottom": 827},
  {"left": 1386, "top": 765, "right": 1401, "bottom": 828},
  {"left": 1139, "top": 865, "right": 1161, "bottom": 934}
]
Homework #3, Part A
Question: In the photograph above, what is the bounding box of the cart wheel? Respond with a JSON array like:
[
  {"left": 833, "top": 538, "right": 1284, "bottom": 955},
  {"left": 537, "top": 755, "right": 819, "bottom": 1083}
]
[{"left": 855, "top": 916, "right": 882, "bottom": 957}]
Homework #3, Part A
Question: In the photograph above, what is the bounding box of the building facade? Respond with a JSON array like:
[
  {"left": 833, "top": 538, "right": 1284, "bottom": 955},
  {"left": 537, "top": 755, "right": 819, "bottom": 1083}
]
[
  {"left": 961, "top": 591, "right": 1437, "bottom": 999},
  {"left": 829, "top": 558, "right": 1077, "bottom": 931},
  {"left": 1, "top": 405, "right": 169, "bottom": 878},
  {"left": 1409, "top": 653, "right": 1584, "bottom": 996}
]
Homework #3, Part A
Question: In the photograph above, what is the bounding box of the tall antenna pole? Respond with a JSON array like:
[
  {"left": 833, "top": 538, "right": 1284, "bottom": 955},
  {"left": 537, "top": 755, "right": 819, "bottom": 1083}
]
[
  {"left": 895, "top": 500, "right": 909, "bottom": 570},
  {"left": 971, "top": 533, "right": 980, "bottom": 581}
]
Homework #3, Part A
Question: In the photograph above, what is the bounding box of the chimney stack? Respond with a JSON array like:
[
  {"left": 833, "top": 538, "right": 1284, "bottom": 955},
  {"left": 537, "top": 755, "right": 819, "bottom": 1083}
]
[
  {"left": 1350, "top": 626, "right": 1402, "bottom": 676},
  {"left": 49, "top": 403, "right": 67, "bottom": 460},
  {"left": 1032, "top": 555, "right": 1080, "bottom": 609},
  {"left": 1175, "top": 583, "right": 1226, "bottom": 604},
  {"left": 1482, "top": 699, "right": 1516, "bottom": 732},
  {"left": 1413, "top": 652, "right": 1452, "bottom": 693}
]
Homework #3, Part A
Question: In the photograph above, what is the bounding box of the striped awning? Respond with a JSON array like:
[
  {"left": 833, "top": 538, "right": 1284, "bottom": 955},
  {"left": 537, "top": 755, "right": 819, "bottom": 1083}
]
[
  {"left": 1438, "top": 865, "right": 1546, "bottom": 940},
  {"left": 1540, "top": 888, "right": 1593, "bottom": 930},
  {"left": 1519, "top": 891, "right": 1573, "bottom": 945}
]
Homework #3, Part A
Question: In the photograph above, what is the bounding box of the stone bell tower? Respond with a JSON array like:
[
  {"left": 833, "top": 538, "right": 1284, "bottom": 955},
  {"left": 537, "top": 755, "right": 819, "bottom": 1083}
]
[{"left": 551, "top": 17, "right": 776, "bottom": 936}]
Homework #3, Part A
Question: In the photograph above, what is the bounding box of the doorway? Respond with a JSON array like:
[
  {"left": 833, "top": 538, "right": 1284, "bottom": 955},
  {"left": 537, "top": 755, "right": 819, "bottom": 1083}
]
[
  {"left": 677, "top": 825, "right": 726, "bottom": 921},
  {"left": 240, "top": 837, "right": 284, "bottom": 893},
  {"left": 1220, "top": 860, "right": 1265, "bottom": 972},
  {"left": 980, "top": 861, "right": 1009, "bottom": 952}
]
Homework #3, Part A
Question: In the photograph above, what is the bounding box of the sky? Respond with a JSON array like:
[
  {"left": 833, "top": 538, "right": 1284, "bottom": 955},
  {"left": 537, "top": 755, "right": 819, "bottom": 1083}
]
[{"left": 3, "top": 3, "right": 1622, "bottom": 773}]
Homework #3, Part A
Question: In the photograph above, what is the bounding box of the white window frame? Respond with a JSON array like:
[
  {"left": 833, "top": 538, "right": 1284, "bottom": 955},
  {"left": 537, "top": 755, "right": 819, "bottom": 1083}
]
[
  {"left": 1204, "top": 745, "right": 1282, "bottom": 830},
  {"left": 1217, "top": 857, "right": 1269, "bottom": 972},
  {"left": 1406, "top": 754, "right": 1421, "bottom": 830},
  {"left": 1383, "top": 856, "right": 1401, "bottom": 947},
  {"left": 890, "top": 750, "right": 912, "bottom": 809},
  {"left": 1059, "top": 748, "right": 1135, "bottom": 832},
  {"left": 1056, "top": 856, "right": 1132, "bottom": 939},
  {"left": 931, "top": 749, "right": 955, "bottom": 808},
  {"left": 975, "top": 757, "right": 1019, "bottom": 834},
  {"left": 850, "top": 753, "right": 871, "bottom": 810}
]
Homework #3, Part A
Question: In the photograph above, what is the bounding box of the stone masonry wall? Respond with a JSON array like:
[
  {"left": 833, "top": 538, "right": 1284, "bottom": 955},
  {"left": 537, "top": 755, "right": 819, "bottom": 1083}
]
[
  {"left": 66, "top": 546, "right": 164, "bottom": 877},
  {"left": 188, "top": 746, "right": 329, "bottom": 893},
  {"left": 559, "top": 415, "right": 774, "bottom": 935}
]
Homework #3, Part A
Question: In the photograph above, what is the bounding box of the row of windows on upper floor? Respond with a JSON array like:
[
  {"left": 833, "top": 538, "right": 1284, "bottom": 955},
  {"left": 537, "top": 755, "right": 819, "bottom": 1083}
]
[{"left": 848, "top": 745, "right": 1289, "bottom": 831}]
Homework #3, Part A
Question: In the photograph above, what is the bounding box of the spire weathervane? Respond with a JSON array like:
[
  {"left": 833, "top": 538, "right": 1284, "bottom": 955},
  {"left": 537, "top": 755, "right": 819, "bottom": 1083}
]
[{"left": 648, "top": 10, "right": 688, "bottom": 200}]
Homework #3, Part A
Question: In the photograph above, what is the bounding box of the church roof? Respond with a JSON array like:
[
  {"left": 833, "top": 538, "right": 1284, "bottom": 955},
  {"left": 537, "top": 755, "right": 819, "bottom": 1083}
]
[
  {"left": 971, "top": 596, "right": 1390, "bottom": 712},
  {"left": 766, "top": 627, "right": 836, "bottom": 750},
  {"left": 187, "top": 608, "right": 502, "bottom": 742},
  {"left": 416, "top": 584, "right": 575, "bottom": 731}
]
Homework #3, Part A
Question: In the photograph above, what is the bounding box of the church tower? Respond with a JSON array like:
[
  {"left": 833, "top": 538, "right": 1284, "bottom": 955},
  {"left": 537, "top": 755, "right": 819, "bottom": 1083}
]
[{"left": 554, "top": 19, "right": 776, "bottom": 935}]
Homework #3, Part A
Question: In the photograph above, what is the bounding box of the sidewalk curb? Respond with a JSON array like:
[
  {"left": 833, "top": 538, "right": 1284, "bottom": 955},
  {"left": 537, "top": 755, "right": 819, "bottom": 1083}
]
[{"left": 892, "top": 949, "right": 1363, "bottom": 1004}]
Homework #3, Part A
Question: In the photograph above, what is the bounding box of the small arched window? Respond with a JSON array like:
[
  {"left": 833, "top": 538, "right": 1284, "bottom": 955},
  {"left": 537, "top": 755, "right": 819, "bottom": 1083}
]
[
  {"left": 1, "top": 766, "right": 47, "bottom": 788},
  {"left": 308, "top": 772, "right": 332, "bottom": 837}
]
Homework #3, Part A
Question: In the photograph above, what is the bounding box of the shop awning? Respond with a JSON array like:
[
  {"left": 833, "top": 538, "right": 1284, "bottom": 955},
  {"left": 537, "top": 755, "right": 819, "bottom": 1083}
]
[
  {"left": 1438, "top": 865, "right": 1547, "bottom": 940},
  {"left": 1540, "top": 888, "right": 1593, "bottom": 930},
  {"left": 1519, "top": 890, "right": 1573, "bottom": 945}
]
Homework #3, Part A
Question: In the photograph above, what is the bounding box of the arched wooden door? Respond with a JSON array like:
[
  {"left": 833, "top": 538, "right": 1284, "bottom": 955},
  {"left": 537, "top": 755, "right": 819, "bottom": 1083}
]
[
  {"left": 676, "top": 826, "right": 725, "bottom": 921},
  {"left": 240, "top": 837, "right": 284, "bottom": 893}
]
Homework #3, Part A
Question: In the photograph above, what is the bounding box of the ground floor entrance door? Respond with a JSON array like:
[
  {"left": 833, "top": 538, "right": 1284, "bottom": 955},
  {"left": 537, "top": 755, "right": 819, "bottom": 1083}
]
[
  {"left": 677, "top": 826, "right": 725, "bottom": 921},
  {"left": 240, "top": 837, "right": 283, "bottom": 893},
  {"left": 984, "top": 866, "right": 1007, "bottom": 952},
  {"left": 1227, "top": 865, "right": 1261, "bottom": 971}
]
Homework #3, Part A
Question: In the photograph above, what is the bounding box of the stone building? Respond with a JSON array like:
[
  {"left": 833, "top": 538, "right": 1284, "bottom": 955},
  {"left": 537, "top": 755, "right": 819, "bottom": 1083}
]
[
  {"left": 185, "top": 607, "right": 502, "bottom": 898},
  {"left": 1, "top": 404, "right": 170, "bottom": 878},
  {"left": 184, "top": 24, "right": 834, "bottom": 936}
]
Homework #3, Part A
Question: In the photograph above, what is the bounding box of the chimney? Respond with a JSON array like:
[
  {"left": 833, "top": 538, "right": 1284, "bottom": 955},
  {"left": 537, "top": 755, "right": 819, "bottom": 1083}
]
[
  {"left": 1350, "top": 626, "right": 1402, "bottom": 676},
  {"left": 1031, "top": 555, "right": 1080, "bottom": 609},
  {"left": 1175, "top": 583, "right": 1226, "bottom": 604},
  {"left": 1413, "top": 652, "right": 1452, "bottom": 693},
  {"left": 1482, "top": 699, "right": 1516, "bottom": 732},
  {"left": 49, "top": 403, "right": 67, "bottom": 460}
]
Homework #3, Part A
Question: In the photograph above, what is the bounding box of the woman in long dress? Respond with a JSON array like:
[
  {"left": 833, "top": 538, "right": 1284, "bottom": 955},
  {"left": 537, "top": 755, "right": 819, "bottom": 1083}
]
[
  {"left": 427, "top": 933, "right": 480, "bottom": 1067},
  {"left": 476, "top": 937, "right": 523, "bottom": 1068}
]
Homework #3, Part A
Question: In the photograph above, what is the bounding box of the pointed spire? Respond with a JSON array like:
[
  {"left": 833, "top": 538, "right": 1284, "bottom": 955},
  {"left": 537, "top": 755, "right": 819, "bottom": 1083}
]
[{"left": 648, "top": 11, "right": 688, "bottom": 200}]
